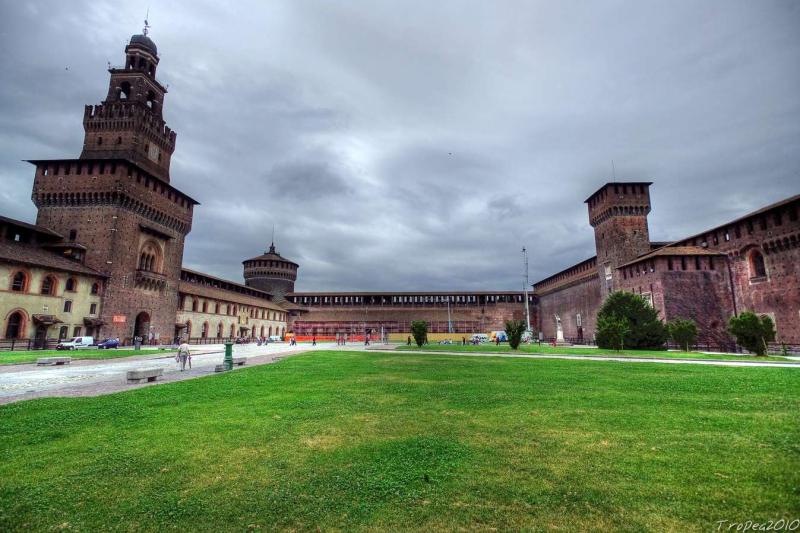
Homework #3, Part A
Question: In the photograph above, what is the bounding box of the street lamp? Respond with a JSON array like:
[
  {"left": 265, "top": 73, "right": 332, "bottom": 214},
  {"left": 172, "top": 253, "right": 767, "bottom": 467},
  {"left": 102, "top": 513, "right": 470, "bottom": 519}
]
[{"left": 522, "top": 247, "right": 531, "bottom": 333}]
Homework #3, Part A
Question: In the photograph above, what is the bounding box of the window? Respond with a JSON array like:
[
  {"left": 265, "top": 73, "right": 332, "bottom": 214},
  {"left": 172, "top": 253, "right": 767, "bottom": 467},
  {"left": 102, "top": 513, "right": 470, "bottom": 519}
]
[
  {"left": 192, "top": 299, "right": 198, "bottom": 312},
  {"left": 58, "top": 326, "right": 68, "bottom": 340},
  {"left": 709, "top": 257, "right": 716, "bottom": 270},
  {"left": 215, "top": 303, "right": 220, "bottom": 314},
  {"left": 11, "top": 271, "right": 27, "bottom": 292},
  {"left": 69, "top": 229, "right": 77, "bottom": 241},
  {"left": 695, "top": 257, "right": 701, "bottom": 270},
  {"left": 680, "top": 257, "right": 687, "bottom": 271},
  {"left": 65, "top": 278, "right": 76, "bottom": 292},
  {"left": 63, "top": 300, "right": 73, "bottom": 313},
  {"left": 41, "top": 276, "right": 55, "bottom": 295},
  {"left": 749, "top": 250, "right": 767, "bottom": 279},
  {"left": 774, "top": 212, "right": 783, "bottom": 226},
  {"left": 667, "top": 258, "right": 674, "bottom": 271},
  {"left": 5, "top": 311, "right": 24, "bottom": 339},
  {"left": 202, "top": 301, "right": 208, "bottom": 313},
  {"left": 201, "top": 322, "right": 208, "bottom": 338},
  {"left": 90, "top": 303, "right": 97, "bottom": 315},
  {"left": 91, "top": 282, "right": 100, "bottom": 295},
  {"left": 73, "top": 326, "right": 82, "bottom": 337}
]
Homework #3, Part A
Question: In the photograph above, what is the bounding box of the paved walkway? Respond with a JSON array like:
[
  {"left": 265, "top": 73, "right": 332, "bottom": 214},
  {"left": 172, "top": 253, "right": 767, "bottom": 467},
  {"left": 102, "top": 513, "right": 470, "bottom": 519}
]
[
  {"left": 1, "top": 343, "right": 797, "bottom": 405},
  {"left": 0, "top": 342, "right": 336, "bottom": 405},
  {"left": 367, "top": 346, "right": 800, "bottom": 367}
]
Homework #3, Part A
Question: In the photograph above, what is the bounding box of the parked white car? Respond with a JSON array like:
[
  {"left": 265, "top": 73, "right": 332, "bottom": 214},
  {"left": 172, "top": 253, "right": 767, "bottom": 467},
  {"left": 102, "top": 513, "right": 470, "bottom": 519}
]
[
  {"left": 268, "top": 335, "right": 283, "bottom": 342},
  {"left": 56, "top": 336, "right": 95, "bottom": 350}
]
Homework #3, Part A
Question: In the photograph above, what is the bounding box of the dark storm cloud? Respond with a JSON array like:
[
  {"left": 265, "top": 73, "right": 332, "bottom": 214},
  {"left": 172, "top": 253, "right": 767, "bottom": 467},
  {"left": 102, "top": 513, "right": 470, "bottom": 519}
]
[{"left": 1, "top": 0, "right": 798, "bottom": 290}]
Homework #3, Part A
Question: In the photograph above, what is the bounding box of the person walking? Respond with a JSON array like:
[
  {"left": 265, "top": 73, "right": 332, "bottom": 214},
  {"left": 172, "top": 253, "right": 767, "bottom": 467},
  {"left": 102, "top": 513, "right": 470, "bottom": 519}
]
[
  {"left": 312, "top": 336, "right": 316, "bottom": 346},
  {"left": 177, "top": 340, "right": 191, "bottom": 371}
]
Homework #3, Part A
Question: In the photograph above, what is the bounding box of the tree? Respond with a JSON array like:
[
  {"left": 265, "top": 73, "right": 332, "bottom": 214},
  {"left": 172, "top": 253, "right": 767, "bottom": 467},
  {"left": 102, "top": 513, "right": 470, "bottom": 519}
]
[
  {"left": 728, "top": 312, "right": 776, "bottom": 356},
  {"left": 667, "top": 318, "right": 698, "bottom": 352},
  {"left": 596, "top": 315, "right": 630, "bottom": 351},
  {"left": 596, "top": 291, "right": 667, "bottom": 350},
  {"left": 504, "top": 320, "right": 526, "bottom": 350},
  {"left": 410, "top": 320, "right": 428, "bottom": 348}
]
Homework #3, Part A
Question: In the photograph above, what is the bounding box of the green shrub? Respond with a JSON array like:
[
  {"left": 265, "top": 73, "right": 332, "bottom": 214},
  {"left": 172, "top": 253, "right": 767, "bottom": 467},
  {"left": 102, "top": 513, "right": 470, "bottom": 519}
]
[
  {"left": 596, "top": 291, "right": 667, "bottom": 350},
  {"left": 728, "top": 312, "right": 776, "bottom": 356},
  {"left": 410, "top": 321, "right": 428, "bottom": 348},
  {"left": 504, "top": 320, "right": 526, "bottom": 350},
  {"left": 596, "top": 315, "right": 630, "bottom": 351},
  {"left": 667, "top": 318, "right": 698, "bottom": 352}
]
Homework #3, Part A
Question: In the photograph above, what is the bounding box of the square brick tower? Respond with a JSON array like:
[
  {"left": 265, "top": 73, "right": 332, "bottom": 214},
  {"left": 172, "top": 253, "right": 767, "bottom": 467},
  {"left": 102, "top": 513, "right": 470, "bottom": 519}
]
[
  {"left": 586, "top": 182, "right": 652, "bottom": 297},
  {"left": 29, "top": 30, "right": 198, "bottom": 343}
]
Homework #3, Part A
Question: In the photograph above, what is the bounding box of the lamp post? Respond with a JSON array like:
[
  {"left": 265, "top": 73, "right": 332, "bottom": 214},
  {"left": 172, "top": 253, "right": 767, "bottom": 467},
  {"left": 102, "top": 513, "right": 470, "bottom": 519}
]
[{"left": 522, "top": 247, "right": 531, "bottom": 333}]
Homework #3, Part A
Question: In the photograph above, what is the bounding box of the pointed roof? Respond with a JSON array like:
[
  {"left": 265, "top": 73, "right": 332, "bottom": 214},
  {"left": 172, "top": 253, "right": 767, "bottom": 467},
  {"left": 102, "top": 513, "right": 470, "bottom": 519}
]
[{"left": 243, "top": 243, "right": 298, "bottom": 266}]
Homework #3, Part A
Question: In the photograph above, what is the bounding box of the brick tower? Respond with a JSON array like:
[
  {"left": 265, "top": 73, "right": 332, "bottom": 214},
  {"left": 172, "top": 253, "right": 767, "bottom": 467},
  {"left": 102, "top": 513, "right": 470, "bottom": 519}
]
[
  {"left": 243, "top": 242, "right": 299, "bottom": 300},
  {"left": 586, "top": 182, "right": 652, "bottom": 296},
  {"left": 29, "top": 28, "right": 198, "bottom": 343}
]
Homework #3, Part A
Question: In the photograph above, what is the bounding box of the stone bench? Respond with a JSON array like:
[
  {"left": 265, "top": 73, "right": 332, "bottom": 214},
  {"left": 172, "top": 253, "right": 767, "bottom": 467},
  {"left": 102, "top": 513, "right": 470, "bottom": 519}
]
[
  {"left": 37, "top": 357, "right": 72, "bottom": 366},
  {"left": 126, "top": 368, "right": 163, "bottom": 384}
]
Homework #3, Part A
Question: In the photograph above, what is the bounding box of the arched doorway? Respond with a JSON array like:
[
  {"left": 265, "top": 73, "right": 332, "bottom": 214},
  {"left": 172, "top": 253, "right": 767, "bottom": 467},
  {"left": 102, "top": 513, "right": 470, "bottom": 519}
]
[
  {"left": 134, "top": 311, "right": 150, "bottom": 341},
  {"left": 5, "top": 311, "right": 25, "bottom": 339}
]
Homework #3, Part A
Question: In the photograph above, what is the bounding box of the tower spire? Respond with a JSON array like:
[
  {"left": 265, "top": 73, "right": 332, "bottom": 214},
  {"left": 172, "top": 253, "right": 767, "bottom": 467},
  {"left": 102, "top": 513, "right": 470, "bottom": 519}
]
[
  {"left": 268, "top": 225, "right": 276, "bottom": 254},
  {"left": 143, "top": 8, "right": 151, "bottom": 36}
]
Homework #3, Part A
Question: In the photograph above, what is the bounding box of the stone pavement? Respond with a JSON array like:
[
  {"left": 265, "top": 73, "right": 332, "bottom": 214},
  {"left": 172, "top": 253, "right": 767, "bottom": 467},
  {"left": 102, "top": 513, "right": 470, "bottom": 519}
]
[{"left": 0, "top": 342, "right": 336, "bottom": 405}]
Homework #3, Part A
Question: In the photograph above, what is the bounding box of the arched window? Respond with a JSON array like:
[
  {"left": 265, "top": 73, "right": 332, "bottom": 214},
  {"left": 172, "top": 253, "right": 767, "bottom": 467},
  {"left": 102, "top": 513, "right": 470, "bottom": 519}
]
[
  {"left": 65, "top": 278, "right": 76, "bottom": 292},
  {"left": 201, "top": 322, "right": 208, "bottom": 338},
  {"left": 260, "top": 326, "right": 265, "bottom": 337},
  {"left": 214, "top": 303, "right": 220, "bottom": 314},
  {"left": 202, "top": 301, "right": 208, "bottom": 313},
  {"left": 217, "top": 323, "right": 223, "bottom": 338},
  {"left": 138, "top": 241, "right": 162, "bottom": 273},
  {"left": 91, "top": 282, "right": 100, "bottom": 295},
  {"left": 11, "top": 272, "right": 27, "bottom": 292},
  {"left": 119, "top": 81, "right": 131, "bottom": 100},
  {"left": 5, "top": 311, "right": 24, "bottom": 339},
  {"left": 97, "top": 137, "right": 103, "bottom": 146},
  {"left": 192, "top": 299, "right": 198, "bottom": 312},
  {"left": 41, "top": 276, "right": 56, "bottom": 295},
  {"left": 186, "top": 320, "right": 192, "bottom": 339},
  {"left": 230, "top": 324, "right": 236, "bottom": 337},
  {"left": 749, "top": 250, "right": 767, "bottom": 278}
]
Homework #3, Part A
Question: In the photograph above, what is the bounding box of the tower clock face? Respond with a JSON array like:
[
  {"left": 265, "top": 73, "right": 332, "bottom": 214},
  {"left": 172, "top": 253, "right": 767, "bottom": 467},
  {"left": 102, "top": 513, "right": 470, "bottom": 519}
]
[{"left": 148, "top": 144, "right": 160, "bottom": 162}]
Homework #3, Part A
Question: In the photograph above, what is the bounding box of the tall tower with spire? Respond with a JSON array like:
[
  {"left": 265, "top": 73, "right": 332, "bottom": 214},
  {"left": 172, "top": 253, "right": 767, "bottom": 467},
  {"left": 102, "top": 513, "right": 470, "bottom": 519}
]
[
  {"left": 79, "top": 20, "right": 176, "bottom": 182},
  {"left": 29, "top": 27, "right": 197, "bottom": 342},
  {"left": 242, "top": 239, "right": 299, "bottom": 300}
]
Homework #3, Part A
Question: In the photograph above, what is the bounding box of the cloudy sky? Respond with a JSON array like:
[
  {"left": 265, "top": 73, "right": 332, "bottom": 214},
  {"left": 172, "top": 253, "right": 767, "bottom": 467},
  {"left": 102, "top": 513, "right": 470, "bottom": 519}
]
[{"left": 1, "top": 1, "right": 798, "bottom": 291}]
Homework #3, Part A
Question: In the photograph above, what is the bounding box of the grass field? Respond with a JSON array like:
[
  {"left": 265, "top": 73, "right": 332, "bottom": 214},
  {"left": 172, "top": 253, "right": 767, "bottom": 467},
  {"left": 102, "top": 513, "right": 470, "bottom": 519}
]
[
  {"left": 1, "top": 351, "right": 798, "bottom": 531},
  {"left": 396, "top": 343, "right": 793, "bottom": 362},
  {"left": 0, "top": 348, "right": 176, "bottom": 365}
]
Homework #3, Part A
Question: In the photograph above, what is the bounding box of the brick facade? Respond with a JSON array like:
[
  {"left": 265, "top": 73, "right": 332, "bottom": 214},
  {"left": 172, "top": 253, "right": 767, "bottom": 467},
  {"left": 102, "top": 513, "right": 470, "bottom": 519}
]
[
  {"left": 534, "top": 183, "right": 800, "bottom": 345},
  {"left": 285, "top": 292, "right": 535, "bottom": 337}
]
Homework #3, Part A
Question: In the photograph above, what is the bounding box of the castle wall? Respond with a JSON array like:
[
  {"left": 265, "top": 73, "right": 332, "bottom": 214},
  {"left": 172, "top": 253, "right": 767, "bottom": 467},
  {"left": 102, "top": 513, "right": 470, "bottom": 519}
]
[{"left": 536, "top": 275, "right": 601, "bottom": 343}]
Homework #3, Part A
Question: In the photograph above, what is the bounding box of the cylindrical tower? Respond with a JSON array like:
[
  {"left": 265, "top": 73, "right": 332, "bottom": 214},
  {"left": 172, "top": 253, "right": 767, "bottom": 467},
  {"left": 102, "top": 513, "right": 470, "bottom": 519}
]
[{"left": 243, "top": 243, "right": 298, "bottom": 299}]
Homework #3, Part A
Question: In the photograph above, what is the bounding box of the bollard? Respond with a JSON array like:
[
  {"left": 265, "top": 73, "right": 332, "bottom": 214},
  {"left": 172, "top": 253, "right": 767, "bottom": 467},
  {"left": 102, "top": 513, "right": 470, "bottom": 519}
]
[{"left": 224, "top": 342, "right": 233, "bottom": 371}]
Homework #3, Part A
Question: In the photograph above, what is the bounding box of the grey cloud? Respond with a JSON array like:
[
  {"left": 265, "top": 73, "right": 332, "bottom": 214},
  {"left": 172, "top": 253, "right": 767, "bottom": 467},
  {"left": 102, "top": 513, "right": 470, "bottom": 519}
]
[{"left": 1, "top": 0, "right": 798, "bottom": 290}]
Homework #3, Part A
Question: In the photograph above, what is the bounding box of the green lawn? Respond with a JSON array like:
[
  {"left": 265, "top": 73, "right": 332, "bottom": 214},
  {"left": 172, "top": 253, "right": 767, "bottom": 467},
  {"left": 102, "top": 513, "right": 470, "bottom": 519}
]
[
  {"left": 1, "top": 351, "right": 798, "bottom": 532},
  {"left": 0, "top": 348, "right": 176, "bottom": 365},
  {"left": 396, "top": 343, "right": 793, "bottom": 362}
]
